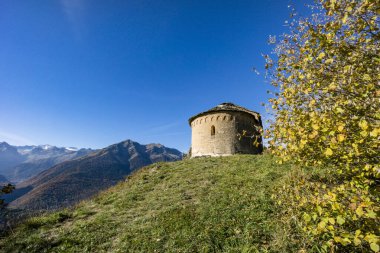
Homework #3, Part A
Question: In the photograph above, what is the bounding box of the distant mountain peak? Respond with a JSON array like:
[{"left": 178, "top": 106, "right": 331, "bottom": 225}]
[
  {"left": 121, "top": 139, "right": 135, "bottom": 145},
  {"left": 0, "top": 142, "right": 18, "bottom": 153},
  {"left": 0, "top": 142, "right": 11, "bottom": 150}
]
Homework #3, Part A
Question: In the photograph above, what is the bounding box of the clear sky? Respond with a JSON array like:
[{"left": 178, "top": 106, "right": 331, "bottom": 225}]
[{"left": 0, "top": 0, "right": 312, "bottom": 152}]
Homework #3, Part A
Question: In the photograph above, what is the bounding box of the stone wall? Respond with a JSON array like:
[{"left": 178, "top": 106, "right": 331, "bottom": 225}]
[{"left": 190, "top": 111, "right": 262, "bottom": 157}]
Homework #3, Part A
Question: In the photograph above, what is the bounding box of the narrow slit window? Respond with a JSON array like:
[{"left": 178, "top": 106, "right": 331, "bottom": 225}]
[{"left": 211, "top": 125, "right": 215, "bottom": 136}]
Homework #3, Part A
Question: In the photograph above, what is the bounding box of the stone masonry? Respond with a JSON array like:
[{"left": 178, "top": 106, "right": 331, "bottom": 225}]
[{"left": 189, "top": 103, "right": 263, "bottom": 157}]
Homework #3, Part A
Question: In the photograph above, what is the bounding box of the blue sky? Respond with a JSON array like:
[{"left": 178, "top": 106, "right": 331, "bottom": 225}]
[{"left": 0, "top": 0, "right": 312, "bottom": 151}]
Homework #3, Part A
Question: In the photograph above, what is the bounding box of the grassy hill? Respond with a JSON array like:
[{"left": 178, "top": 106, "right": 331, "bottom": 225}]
[{"left": 0, "top": 154, "right": 297, "bottom": 252}]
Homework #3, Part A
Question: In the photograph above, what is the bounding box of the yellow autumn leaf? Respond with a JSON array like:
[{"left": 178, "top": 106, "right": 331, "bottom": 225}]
[
  {"left": 367, "top": 210, "right": 377, "bottom": 219},
  {"left": 325, "top": 148, "right": 333, "bottom": 156},
  {"left": 354, "top": 237, "right": 361, "bottom": 246},
  {"left": 370, "top": 128, "right": 379, "bottom": 137},
  {"left": 342, "top": 13, "right": 348, "bottom": 24},
  {"left": 329, "top": 82, "right": 337, "bottom": 90},
  {"left": 356, "top": 207, "right": 364, "bottom": 217},
  {"left": 337, "top": 216, "right": 345, "bottom": 225},
  {"left": 363, "top": 74, "right": 371, "bottom": 81},
  {"left": 337, "top": 134, "right": 345, "bottom": 142},
  {"left": 318, "top": 52, "right": 326, "bottom": 59},
  {"left": 334, "top": 236, "right": 342, "bottom": 243},
  {"left": 359, "top": 120, "right": 368, "bottom": 130},
  {"left": 303, "top": 213, "right": 311, "bottom": 222},
  {"left": 370, "top": 243, "right": 379, "bottom": 252},
  {"left": 312, "top": 124, "right": 319, "bottom": 130},
  {"left": 318, "top": 221, "right": 326, "bottom": 230}
]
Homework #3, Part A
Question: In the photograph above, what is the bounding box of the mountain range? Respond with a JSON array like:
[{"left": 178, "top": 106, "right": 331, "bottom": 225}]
[
  {"left": 6, "top": 140, "right": 182, "bottom": 211},
  {"left": 0, "top": 142, "right": 94, "bottom": 183}
]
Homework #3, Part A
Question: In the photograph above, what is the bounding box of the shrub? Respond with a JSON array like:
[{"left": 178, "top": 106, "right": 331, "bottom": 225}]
[{"left": 266, "top": 0, "right": 379, "bottom": 251}]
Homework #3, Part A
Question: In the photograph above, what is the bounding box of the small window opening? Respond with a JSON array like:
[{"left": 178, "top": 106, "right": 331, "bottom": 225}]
[{"left": 211, "top": 125, "right": 215, "bottom": 136}]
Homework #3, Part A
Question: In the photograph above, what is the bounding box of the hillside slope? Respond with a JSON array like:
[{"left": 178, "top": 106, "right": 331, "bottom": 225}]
[{"left": 0, "top": 155, "right": 294, "bottom": 253}]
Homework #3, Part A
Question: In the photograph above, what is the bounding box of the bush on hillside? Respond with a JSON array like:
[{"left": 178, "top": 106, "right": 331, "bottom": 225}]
[
  {"left": 0, "top": 184, "right": 15, "bottom": 208},
  {"left": 265, "top": 0, "right": 379, "bottom": 251}
]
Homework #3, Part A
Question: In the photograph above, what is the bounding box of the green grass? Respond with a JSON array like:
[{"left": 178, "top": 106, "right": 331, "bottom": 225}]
[{"left": 0, "top": 154, "right": 296, "bottom": 253}]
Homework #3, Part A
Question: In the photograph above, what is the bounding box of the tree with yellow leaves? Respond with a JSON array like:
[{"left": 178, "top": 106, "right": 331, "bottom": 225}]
[{"left": 266, "top": 0, "right": 379, "bottom": 251}]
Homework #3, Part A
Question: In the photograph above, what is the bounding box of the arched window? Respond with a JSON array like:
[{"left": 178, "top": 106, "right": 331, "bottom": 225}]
[{"left": 211, "top": 125, "right": 215, "bottom": 136}]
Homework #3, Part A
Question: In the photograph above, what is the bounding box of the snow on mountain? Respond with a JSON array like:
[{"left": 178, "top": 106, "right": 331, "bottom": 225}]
[
  {"left": 41, "top": 145, "right": 53, "bottom": 150},
  {"left": 65, "top": 147, "right": 79, "bottom": 151},
  {"left": 0, "top": 142, "right": 95, "bottom": 183}
]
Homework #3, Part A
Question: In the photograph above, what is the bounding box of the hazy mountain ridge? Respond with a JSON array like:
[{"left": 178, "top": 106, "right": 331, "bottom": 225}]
[
  {"left": 8, "top": 140, "right": 183, "bottom": 211},
  {"left": 0, "top": 142, "right": 94, "bottom": 183}
]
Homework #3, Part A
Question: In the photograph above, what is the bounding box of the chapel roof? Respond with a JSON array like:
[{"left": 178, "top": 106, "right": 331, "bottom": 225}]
[{"left": 188, "top": 102, "right": 261, "bottom": 125}]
